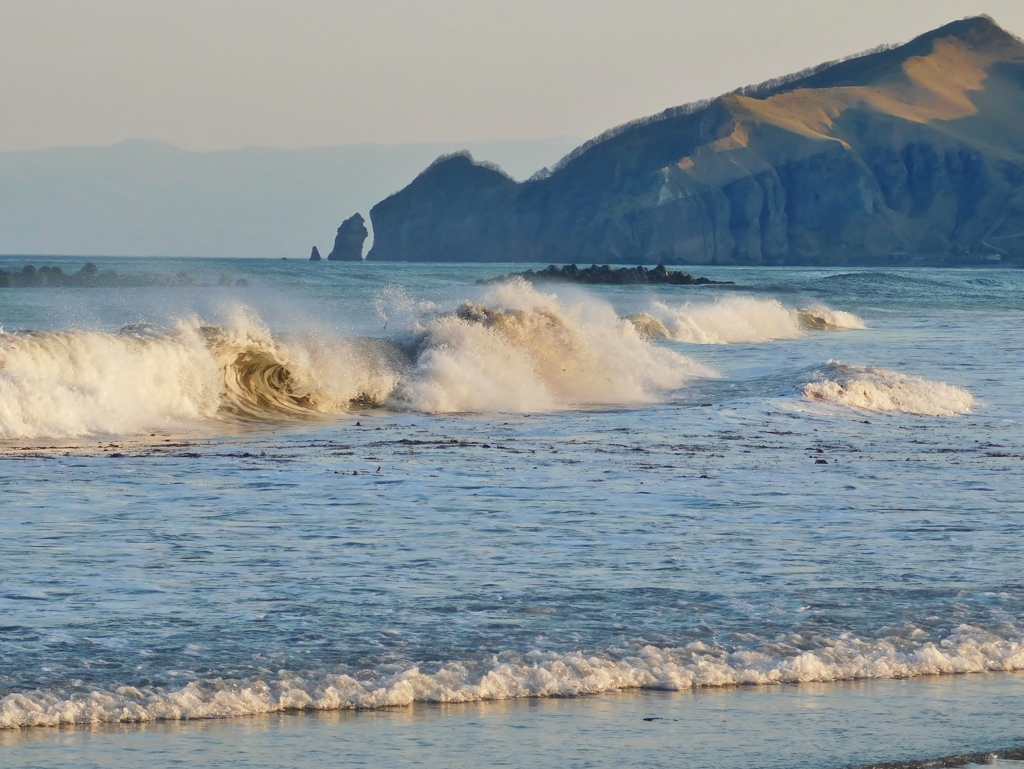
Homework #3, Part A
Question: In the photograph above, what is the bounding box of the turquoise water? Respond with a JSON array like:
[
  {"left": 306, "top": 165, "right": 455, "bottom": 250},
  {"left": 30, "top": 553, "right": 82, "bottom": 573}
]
[{"left": 0, "top": 258, "right": 1022, "bottom": 766}]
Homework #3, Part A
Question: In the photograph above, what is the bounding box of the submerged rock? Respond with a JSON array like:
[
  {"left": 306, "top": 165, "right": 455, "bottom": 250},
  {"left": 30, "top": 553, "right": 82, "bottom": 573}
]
[{"left": 328, "top": 214, "right": 368, "bottom": 261}]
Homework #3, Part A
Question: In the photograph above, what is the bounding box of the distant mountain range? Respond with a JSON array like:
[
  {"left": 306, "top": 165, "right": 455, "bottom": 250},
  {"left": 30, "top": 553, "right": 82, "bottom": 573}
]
[
  {"left": 0, "top": 138, "right": 578, "bottom": 258},
  {"left": 368, "top": 16, "right": 1024, "bottom": 266}
]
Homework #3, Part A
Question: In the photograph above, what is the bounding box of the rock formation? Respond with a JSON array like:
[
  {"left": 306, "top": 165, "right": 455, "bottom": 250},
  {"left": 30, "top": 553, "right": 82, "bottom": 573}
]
[
  {"left": 478, "top": 264, "right": 731, "bottom": 285},
  {"left": 0, "top": 263, "right": 211, "bottom": 288},
  {"left": 327, "top": 214, "right": 368, "bottom": 261},
  {"left": 367, "top": 17, "right": 1024, "bottom": 266},
  {"left": 309, "top": 246, "right": 322, "bottom": 261}
]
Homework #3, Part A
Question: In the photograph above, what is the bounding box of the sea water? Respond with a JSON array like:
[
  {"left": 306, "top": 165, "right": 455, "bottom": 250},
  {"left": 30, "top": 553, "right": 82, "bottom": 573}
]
[{"left": 0, "top": 258, "right": 1022, "bottom": 767}]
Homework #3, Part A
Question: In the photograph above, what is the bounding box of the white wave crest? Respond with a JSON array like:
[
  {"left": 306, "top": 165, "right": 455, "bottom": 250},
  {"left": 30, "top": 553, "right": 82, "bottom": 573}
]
[
  {"left": 629, "top": 296, "right": 864, "bottom": 344},
  {"left": 398, "top": 279, "right": 709, "bottom": 412},
  {"left": 0, "top": 312, "right": 401, "bottom": 439},
  {"left": 0, "top": 282, "right": 708, "bottom": 437},
  {"left": 797, "top": 303, "right": 866, "bottom": 331},
  {"left": 3, "top": 627, "right": 1023, "bottom": 730},
  {"left": 0, "top": 324, "right": 222, "bottom": 439},
  {"left": 803, "top": 363, "right": 975, "bottom": 416}
]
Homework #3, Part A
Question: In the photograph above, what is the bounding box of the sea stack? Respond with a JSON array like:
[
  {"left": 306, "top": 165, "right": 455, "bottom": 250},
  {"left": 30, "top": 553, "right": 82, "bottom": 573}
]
[
  {"left": 309, "top": 246, "right": 322, "bottom": 261},
  {"left": 327, "top": 213, "right": 368, "bottom": 261}
]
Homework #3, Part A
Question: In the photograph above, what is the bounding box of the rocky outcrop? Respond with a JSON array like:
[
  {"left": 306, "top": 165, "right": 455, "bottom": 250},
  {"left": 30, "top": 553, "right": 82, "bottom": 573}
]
[
  {"left": 367, "top": 17, "right": 1024, "bottom": 266},
  {"left": 327, "top": 213, "right": 368, "bottom": 261},
  {"left": 0, "top": 263, "right": 220, "bottom": 288},
  {"left": 478, "top": 264, "right": 731, "bottom": 285},
  {"left": 309, "top": 246, "right": 322, "bottom": 261}
]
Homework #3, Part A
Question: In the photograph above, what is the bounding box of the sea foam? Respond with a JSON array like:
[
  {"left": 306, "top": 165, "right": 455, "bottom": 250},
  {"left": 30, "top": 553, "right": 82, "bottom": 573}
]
[
  {"left": 628, "top": 296, "right": 864, "bottom": 344},
  {"left": 397, "top": 279, "right": 708, "bottom": 412},
  {"left": 3, "top": 626, "right": 1022, "bottom": 729},
  {"left": 0, "top": 281, "right": 708, "bottom": 438},
  {"left": 0, "top": 324, "right": 222, "bottom": 438},
  {"left": 0, "top": 313, "right": 400, "bottom": 438},
  {"left": 804, "top": 363, "right": 975, "bottom": 416}
]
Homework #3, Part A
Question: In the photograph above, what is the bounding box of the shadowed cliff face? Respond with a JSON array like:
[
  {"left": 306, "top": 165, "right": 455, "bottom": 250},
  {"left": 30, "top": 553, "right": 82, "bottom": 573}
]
[
  {"left": 368, "top": 16, "right": 1024, "bottom": 265},
  {"left": 368, "top": 155, "right": 516, "bottom": 262}
]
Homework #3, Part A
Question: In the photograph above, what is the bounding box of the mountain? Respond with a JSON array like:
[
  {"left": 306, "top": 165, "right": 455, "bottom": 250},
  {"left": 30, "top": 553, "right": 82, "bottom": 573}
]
[
  {"left": 0, "top": 138, "right": 578, "bottom": 258},
  {"left": 367, "top": 16, "right": 1024, "bottom": 265}
]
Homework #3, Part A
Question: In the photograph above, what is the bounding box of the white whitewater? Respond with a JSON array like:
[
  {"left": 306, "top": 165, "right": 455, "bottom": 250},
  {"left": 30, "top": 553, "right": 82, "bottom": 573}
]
[
  {"left": 396, "top": 279, "right": 708, "bottom": 412},
  {"left": 628, "top": 296, "right": 864, "bottom": 344},
  {"left": 804, "top": 363, "right": 975, "bottom": 416},
  {"left": 0, "top": 261, "right": 1015, "bottom": 769},
  {"left": 0, "top": 282, "right": 709, "bottom": 438},
  {"left": 3, "top": 625, "right": 1022, "bottom": 728}
]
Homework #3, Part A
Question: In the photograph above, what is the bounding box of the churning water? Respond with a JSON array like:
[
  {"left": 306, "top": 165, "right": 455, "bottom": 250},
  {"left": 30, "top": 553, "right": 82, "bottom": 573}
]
[{"left": 0, "top": 258, "right": 1022, "bottom": 767}]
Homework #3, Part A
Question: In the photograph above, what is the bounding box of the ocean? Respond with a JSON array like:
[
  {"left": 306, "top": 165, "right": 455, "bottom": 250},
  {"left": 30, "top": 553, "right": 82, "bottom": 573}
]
[{"left": 0, "top": 257, "right": 1022, "bottom": 768}]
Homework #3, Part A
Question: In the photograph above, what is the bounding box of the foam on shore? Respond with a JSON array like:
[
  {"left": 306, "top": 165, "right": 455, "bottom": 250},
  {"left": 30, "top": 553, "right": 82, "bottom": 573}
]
[{"left": 3, "top": 626, "right": 1022, "bottom": 729}]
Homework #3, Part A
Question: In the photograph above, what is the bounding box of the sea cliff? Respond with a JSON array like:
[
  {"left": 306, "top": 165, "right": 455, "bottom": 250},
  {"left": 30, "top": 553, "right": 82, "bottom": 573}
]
[{"left": 367, "top": 17, "right": 1024, "bottom": 266}]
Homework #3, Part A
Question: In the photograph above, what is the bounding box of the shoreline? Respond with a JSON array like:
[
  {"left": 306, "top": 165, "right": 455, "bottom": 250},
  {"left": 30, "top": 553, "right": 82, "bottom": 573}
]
[{"left": 4, "top": 674, "right": 1024, "bottom": 768}]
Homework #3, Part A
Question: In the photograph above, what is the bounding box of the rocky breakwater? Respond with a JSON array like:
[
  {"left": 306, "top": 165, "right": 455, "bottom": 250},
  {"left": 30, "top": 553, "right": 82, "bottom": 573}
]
[
  {"left": 478, "top": 264, "right": 732, "bottom": 285},
  {"left": 0, "top": 264, "right": 188, "bottom": 288},
  {"left": 0, "top": 263, "right": 248, "bottom": 288}
]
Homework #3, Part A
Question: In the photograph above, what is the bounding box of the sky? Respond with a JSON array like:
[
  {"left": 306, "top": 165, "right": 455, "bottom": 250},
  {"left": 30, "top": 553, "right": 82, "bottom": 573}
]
[{"left": 2, "top": 0, "right": 1024, "bottom": 153}]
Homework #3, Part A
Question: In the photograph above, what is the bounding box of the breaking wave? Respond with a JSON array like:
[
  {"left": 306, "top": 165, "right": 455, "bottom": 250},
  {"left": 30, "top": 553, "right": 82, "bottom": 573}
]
[
  {"left": 0, "top": 281, "right": 708, "bottom": 438},
  {"left": 0, "top": 314, "right": 399, "bottom": 439},
  {"left": 803, "top": 363, "right": 975, "bottom": 416},
  {"left": 627, "top": 296, "right": 864, "bottom": 344},
  {"left": 797, "top": 304, "right": 866, "bottom": 331},
  {"left": 399, "top": 280, "right": 707, "bottom": 412},
  {"left": 3, "top": 625, "right": 1023, "bottom": 729}
]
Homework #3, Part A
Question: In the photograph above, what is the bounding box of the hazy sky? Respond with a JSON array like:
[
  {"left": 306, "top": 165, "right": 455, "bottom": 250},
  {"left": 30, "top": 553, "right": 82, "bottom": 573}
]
[{"left": 3, "top": 0, "right": 1023, "bottom": 152}]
